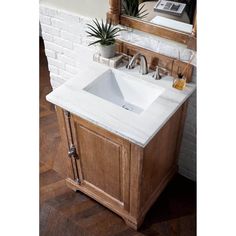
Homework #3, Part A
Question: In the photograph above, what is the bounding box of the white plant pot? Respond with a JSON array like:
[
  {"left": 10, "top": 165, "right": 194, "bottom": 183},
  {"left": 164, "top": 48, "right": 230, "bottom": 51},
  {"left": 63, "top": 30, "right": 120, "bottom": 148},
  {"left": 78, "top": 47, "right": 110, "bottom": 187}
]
[{"left": 99, "top": 44, "right": 116, "bottom": 58}]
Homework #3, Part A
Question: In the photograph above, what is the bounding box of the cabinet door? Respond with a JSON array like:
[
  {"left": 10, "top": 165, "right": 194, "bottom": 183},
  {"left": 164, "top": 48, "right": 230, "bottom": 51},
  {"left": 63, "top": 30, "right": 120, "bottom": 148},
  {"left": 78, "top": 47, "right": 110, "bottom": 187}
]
[{"left": 71, "top": 115, "right": 131, "bottom": 211}]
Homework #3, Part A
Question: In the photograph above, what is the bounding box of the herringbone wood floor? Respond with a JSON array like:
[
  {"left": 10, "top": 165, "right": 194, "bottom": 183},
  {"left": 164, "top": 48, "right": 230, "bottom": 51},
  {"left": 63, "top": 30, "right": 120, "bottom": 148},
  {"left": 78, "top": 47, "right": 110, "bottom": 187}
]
[{"left": 40, "top": 38, "right": 196, "bottom": 236}]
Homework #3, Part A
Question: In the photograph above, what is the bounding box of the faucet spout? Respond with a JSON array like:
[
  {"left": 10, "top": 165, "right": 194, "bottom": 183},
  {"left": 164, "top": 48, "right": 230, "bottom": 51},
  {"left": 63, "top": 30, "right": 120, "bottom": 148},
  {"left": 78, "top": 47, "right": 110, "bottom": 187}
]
[{"left": 126, "top": 53, "right": 148, "bottom": 75}]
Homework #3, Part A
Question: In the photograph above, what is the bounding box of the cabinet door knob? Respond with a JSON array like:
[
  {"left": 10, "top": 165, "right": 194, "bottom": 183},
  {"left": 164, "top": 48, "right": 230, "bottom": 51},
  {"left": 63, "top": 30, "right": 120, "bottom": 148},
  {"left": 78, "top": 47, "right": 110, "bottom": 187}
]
[{"left": 68, "top": 145, "right": 79, "bottom": 159}]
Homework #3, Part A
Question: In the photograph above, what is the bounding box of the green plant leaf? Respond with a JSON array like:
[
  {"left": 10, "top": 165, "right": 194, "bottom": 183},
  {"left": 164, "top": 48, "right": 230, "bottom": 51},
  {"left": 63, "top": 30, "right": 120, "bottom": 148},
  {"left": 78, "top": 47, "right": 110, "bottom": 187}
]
[
  {"left": 86, "top": 18, "right": 122, "bottom": 46},
  {"left": 122, "top": 0, "right": 148, "bottom": 19},
  {"left": 88, "top": 39, "right": 102, "bottom": 46},
  {"left": 87, "top": 24, "right": 102, "bottom": 38}
]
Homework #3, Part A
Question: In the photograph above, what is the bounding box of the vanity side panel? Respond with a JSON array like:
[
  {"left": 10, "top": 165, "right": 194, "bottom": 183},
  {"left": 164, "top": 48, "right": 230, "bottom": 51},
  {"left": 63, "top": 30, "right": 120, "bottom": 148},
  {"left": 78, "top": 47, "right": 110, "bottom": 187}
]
[
  {"left": 54, "top": 107, "right": 74, "bottom": 179},
  {"left": 140, "top": 104, "right": 184, "bottom": 214},
  {"left": 129, "top": 144, "right": 143, "bottom": 221}
]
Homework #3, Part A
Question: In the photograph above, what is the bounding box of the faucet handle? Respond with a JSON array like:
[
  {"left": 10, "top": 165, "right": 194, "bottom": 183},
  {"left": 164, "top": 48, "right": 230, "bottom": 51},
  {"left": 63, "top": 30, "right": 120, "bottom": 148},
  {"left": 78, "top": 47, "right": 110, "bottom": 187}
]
[
  {"left": 153, "top": 66, "right": 161, "bottom": 80},
  {"left": 153, "top": 66, "right": 170, "bottom": 80},
  {"left": 118, "top": 53, "right": 132, "bottom": 68},
  {"left": 125, "top": 55, "right": 134, "bottom": 69}
]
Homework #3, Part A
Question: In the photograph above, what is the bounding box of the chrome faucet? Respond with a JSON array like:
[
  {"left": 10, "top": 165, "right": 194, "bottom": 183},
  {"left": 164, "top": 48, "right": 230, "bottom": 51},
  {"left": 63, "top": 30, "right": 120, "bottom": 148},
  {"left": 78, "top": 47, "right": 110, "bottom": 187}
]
[{"left": 126, "top": 53, "right": 148, "bottom": 75}]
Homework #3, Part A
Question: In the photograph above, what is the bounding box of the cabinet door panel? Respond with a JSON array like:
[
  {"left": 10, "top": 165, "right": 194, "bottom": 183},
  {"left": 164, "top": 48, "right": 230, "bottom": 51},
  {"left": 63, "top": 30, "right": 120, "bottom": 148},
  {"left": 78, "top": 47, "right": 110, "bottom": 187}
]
[
  {"left": 71, "top": 116, "right": 130, "bottom": 209},
  {"left": 79, "top": 126, "right": 122, "bottom": 200}
]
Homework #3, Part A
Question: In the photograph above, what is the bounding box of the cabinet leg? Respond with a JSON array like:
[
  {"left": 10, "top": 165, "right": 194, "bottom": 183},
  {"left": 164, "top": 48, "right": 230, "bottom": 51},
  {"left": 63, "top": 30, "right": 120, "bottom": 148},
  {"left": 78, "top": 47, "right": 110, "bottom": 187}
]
[
  {"left": 123, "top": 216, "right": 145, "bottom": 230},
  {"left": 66, "top": 178, "right": 80, "bottom": 192}
]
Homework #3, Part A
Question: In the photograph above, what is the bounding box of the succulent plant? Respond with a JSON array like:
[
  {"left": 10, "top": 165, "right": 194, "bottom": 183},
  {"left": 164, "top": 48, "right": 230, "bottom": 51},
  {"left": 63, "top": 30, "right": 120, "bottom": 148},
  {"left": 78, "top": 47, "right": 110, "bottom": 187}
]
[
  {"left": 86, "top": 19, "right": 122, "bottom": 46},
  {"left": 122, "top": 0, "right": 148, "bottom": 19}
]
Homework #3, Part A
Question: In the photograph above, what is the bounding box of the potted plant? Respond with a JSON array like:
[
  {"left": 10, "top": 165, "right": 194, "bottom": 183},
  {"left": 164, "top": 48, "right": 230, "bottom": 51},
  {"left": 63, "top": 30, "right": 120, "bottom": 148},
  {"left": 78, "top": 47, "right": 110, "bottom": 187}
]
[{"left": 86, "top": 19, "right": 122, "bottom": 58}]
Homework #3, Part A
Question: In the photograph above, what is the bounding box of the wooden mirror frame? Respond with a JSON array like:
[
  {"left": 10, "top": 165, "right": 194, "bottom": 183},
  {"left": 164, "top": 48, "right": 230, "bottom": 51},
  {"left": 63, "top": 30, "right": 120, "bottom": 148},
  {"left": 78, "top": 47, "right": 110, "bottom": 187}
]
[{"left": 107, "top": 0, "right": 196, "bottom": 50}]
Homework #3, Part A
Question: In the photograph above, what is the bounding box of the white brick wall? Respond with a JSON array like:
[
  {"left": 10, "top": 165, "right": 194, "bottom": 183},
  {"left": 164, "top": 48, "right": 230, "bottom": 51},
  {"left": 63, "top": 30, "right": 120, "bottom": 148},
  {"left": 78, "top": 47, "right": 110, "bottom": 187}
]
[
  {"left": 53, "top": 37, "right": 73, "bottom": 49},
  {"left": 65, "top": 64, "right": 78, "bottom": 74},
  {"left": 40, "top": 5, "right": 196, "bottom": 181},
  {"left": 41, "top": 32, "right": 54, "bottom": 42},
  {"left": 47, "top": 57, "right": 65, "bottom": 69},
  {"left": 57, "top": 54, "right": 76, "bottom": 66},
  {"left": 51, "top": 18, "right": 65, "bottom": 29},
  {"left": 39, "top": 15, "right": 52, "bottom": 25},
  {"left": 40, "top": 5, "right": 97, "bottom": 89},
  {"left": 44, "top": 49, "right": 56, "bottom": 59},
  {"left": 40, "top": 6, "right": 58, "bottom": 17},
  {"left": 48, "top": 64, "right": 59, "bottom": 74},
  {"left": 40, "top": 24, "right": 60, "bottom": 36},
  {"left": 61, "top": 31, "right": 82, "bottom": 43}
]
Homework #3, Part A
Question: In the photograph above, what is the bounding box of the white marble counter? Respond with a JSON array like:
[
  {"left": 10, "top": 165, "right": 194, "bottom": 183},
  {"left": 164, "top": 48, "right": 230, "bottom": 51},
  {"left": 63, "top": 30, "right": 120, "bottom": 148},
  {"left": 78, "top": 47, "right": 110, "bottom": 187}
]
[{"left": 46, "top": 49, "right": 195, "bottom": 147}]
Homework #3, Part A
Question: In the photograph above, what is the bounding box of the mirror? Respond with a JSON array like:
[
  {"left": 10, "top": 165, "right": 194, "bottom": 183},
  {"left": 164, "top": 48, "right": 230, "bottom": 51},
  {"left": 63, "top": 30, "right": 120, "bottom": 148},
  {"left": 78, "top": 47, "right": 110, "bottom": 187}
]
[
  {"left": 122, "top": 0, "right": 196, "bottom": 34},
  {"left": 107, "top": 0, "right": 196, "bottom": 49}
]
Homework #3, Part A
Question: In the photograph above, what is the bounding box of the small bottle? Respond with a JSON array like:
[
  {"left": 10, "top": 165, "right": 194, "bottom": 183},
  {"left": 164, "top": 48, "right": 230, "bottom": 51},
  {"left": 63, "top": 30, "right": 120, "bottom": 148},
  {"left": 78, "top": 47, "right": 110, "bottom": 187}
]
[{"left": 172, "top": 73, "right": 186, "bottom": 90}]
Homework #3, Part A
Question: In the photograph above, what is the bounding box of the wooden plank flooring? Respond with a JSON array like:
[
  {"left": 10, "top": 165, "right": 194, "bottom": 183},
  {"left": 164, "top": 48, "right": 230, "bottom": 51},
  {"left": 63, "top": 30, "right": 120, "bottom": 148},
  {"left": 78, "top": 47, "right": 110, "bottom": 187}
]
[{"left": 40, "top": 38, "right": 196, "bottom": 236}]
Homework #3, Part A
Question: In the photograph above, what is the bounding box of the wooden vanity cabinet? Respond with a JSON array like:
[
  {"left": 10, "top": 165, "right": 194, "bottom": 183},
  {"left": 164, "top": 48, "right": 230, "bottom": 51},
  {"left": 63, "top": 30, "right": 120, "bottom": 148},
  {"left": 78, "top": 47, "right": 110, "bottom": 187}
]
[{"left": 55, "top": 102, "right": 187, "bottom": 230}]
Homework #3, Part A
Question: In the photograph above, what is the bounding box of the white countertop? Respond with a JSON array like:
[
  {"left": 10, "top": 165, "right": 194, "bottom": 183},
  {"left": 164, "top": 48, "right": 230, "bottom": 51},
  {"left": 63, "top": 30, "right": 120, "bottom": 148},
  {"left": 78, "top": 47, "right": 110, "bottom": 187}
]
[{"left": 46, "top": 48, "right": 195, "bottom": 147}]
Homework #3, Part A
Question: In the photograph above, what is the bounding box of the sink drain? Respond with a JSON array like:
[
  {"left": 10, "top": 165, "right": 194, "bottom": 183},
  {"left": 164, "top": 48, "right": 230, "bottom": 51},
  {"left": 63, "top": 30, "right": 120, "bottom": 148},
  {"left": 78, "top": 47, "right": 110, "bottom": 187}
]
[
  {"left": 120, "top": 102, "right": 143, "bottom": 114},
  {"left": 122, "top": 104, "right": 133, "bottom": 111}
]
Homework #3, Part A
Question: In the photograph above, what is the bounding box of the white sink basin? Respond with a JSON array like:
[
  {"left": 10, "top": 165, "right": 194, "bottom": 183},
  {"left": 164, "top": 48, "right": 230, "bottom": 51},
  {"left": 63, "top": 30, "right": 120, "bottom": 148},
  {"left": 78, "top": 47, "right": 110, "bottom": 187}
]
[{"left": 83, "top": 69, "right": 165, "bottom": 114}]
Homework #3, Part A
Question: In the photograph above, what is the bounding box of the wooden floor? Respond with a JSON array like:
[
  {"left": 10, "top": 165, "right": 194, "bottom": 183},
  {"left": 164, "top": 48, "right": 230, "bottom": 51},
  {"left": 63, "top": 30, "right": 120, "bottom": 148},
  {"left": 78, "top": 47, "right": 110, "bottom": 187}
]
[{"left": 40, "top": 38, "right": 196, "bottom": 236}]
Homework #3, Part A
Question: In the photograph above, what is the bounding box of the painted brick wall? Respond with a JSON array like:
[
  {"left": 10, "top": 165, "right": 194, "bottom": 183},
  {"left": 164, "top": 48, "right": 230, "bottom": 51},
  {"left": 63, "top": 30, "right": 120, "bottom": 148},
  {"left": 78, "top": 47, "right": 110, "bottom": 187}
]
[
  {"left": 39, "top": 6, "right": 98, "bottom": 88},
  {"left": 39, "top": 5, "right": 196, "bottom": 181}
]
